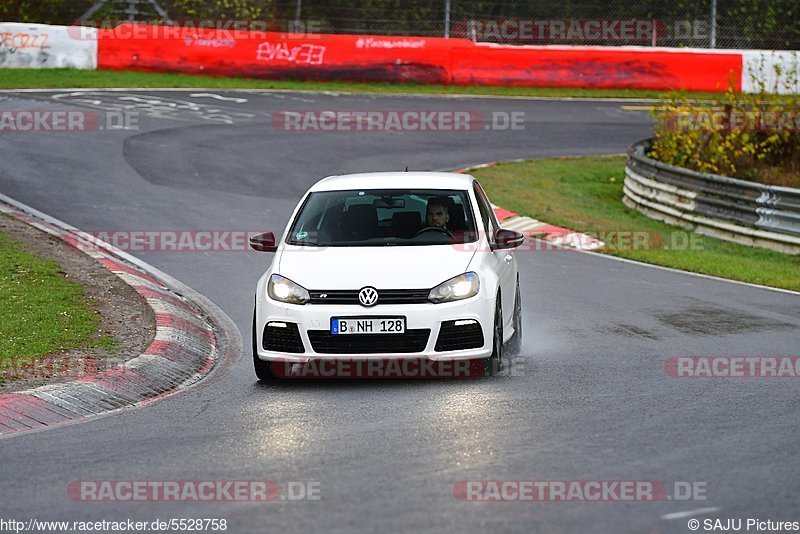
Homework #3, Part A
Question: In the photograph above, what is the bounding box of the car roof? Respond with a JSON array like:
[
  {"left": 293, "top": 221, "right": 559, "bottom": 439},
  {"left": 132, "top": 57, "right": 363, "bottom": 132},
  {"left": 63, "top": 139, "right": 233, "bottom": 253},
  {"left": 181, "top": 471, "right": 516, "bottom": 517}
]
[{"left": 309, "top": 171, "right": 476, "bottom": 192}]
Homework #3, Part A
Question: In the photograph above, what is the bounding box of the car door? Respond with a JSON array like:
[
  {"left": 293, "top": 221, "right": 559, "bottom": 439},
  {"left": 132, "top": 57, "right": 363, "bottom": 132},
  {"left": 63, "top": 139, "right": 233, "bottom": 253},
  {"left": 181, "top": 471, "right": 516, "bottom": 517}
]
[{"left": 473, "top": 181, "right": 516, "bottom": 334}]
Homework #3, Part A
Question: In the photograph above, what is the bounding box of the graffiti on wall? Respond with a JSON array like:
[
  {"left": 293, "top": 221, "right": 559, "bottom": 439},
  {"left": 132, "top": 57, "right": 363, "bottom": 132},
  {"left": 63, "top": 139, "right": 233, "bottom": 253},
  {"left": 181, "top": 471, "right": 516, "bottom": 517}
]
[
  {"left": 0, "top": 32, "right": 50, "bottom": 54},
  {"left": 256, "top": 41, "right": 326, "bottom": 65}
]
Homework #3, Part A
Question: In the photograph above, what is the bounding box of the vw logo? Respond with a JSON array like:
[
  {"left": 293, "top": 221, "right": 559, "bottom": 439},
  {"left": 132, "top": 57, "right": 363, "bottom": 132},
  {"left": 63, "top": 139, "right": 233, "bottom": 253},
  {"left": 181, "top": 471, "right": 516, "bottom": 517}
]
[{"left": 358, "top": 287, "right": 379, "bottom": 307}]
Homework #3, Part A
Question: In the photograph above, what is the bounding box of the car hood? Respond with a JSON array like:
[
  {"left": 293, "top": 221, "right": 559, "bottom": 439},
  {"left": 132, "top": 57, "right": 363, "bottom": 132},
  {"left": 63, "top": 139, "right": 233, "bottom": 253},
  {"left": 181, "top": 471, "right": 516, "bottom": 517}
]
[{"left": 277, "top": 245, "right": 477, "bottom": 289}]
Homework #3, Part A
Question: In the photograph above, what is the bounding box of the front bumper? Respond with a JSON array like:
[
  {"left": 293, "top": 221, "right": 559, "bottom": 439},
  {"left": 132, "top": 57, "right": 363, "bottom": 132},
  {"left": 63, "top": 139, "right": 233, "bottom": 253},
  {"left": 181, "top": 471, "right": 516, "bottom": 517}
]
[{"left": 254, "top": 298, "right": 494, "bottom": 363}]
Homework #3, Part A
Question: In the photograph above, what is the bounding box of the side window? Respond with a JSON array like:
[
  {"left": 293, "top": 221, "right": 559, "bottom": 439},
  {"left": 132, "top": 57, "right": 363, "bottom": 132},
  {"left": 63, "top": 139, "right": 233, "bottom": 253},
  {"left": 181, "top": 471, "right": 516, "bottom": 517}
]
[{"left": 472, "top": 182, "right": 498, "bottom": 241}]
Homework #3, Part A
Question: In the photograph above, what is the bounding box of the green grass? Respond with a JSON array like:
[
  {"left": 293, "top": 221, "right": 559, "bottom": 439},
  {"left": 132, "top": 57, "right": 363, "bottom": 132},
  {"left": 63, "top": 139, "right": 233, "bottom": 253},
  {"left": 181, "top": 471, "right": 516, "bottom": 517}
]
[
  {"left": 0, "top": 68, "right": 726, "bottom": 100},
  {"left": 473, "top": 155, "right": 800, "bottom": 291},
  {"left": 0, "top": 230, "right": 114, "bottom": 371}
]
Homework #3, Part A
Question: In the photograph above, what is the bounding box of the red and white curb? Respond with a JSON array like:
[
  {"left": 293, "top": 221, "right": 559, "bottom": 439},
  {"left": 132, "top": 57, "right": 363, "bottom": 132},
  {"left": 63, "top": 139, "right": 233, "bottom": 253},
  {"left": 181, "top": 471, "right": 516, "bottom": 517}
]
[
  {"left": 0, "top": 198, "right": 220, "bottom": 437},
  {"left": 492, "top": 207, "right": 605, "bottom": 251},
  {"left": 457, "top": 162, "right": 606, "bottom": 251}
]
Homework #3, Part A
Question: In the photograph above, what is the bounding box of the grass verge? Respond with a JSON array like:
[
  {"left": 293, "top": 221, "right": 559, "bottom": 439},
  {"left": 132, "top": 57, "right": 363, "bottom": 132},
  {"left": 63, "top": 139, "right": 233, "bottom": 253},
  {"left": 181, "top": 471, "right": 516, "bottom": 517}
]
[
  {"left": 0, "top": 68, "right": 725, "bottom": 100},
  {"left": 0, "top": 230, "right": 114, "bottom": 370},
  {"left": 472, "top": 155, "right": 800, "bottom": 291}
]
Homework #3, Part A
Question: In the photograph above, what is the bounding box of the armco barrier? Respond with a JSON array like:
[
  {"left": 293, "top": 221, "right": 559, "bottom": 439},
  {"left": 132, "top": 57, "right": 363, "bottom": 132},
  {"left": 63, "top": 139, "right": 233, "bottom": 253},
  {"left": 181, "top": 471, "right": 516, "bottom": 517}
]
[
  {"left": 2, "top": 22, "right": 799, "bottom": 93},
  {"left": 624, "top": 139, "right": 800, "bottom": 254},
  {"left": 0, "top": 22, "right": 97, "bottom": 69}
]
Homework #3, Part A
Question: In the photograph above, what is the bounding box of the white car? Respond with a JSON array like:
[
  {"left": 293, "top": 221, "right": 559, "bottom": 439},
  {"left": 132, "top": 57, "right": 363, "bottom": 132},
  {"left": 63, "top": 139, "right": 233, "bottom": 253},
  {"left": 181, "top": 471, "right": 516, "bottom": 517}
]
[{"left": 250, "top": 171, "right": 523, "bottom": 379}]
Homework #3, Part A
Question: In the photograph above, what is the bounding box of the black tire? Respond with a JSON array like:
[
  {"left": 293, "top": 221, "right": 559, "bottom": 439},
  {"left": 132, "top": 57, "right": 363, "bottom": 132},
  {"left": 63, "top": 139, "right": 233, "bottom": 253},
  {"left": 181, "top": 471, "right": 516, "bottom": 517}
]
[
  {"left": 482, "top": 297, "right": 503, "bottom": 376},
  {"left": 506, "top": 278, "right": 523, "bottom": 356},
  {"left": 252, "top": 308, "right": 276, "bottom": 381}
]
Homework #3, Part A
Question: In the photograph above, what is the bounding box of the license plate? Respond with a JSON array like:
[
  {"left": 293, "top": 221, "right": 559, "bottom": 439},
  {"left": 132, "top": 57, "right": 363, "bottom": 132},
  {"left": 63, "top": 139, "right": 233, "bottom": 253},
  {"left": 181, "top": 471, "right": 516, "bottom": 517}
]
[{"left": 331, "top": 317, "right": 405, "bottom": 335}]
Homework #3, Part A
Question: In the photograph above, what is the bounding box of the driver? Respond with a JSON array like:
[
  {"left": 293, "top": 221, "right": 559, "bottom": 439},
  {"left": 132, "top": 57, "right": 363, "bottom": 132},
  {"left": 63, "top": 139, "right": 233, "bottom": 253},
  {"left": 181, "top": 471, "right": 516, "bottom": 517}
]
[{"left": 425, "top": 198, "right": 451, "bottom": 229}]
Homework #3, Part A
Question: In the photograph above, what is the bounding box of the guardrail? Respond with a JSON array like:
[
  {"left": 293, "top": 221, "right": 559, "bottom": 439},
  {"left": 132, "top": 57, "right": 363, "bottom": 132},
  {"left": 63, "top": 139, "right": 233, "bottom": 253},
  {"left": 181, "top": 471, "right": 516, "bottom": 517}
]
[{"left": 624, "top": 139, "right": 800, "bottom": 254}]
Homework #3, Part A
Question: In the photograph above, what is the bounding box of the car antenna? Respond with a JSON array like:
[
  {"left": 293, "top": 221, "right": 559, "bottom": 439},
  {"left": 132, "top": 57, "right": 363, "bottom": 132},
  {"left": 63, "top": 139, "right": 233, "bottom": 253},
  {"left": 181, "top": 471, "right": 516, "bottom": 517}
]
[{"left": 404, "top": 166, "right": 409, "bottom": 172}]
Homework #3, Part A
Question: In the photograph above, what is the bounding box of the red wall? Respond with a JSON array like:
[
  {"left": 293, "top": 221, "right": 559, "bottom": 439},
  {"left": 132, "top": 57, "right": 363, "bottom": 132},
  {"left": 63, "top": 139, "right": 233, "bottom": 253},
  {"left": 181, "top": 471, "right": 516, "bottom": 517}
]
[
  {"left": 97, "top": 24, "right": 743, "bottom": 92},
  {"left": 452, "top": 44, "right": 743, "bottom": 91},
  {"left": 98, "top": 25, "right": 462, "bottom": 84}
]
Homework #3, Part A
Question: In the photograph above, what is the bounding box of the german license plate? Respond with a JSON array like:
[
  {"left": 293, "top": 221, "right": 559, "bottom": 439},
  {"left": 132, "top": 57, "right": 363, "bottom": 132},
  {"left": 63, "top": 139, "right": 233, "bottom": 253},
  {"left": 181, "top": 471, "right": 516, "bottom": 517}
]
[{"left": 331, "top": 317, "right": 405, "bottom": 335}]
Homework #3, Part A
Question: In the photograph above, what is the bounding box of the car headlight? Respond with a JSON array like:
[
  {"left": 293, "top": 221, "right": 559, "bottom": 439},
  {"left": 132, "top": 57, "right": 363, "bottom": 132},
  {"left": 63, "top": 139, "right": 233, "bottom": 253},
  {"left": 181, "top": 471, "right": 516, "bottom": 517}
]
[
  {"left": 267, "top": 274, "right": 310, "bottom": 305},
  {"left": 428, "top": 272, "right": 480, "bottom": 303}
]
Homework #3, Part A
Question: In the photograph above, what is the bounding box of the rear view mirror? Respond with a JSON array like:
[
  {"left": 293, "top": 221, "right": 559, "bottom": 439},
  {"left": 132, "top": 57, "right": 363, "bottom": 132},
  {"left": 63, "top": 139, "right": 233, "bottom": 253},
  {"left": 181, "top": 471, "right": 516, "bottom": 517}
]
[
  {"left": 249, "top": 232, "right": 278, "bottom": 252},
  {"left": 373, "top": 198, "right": 405, "bottom": 209}
]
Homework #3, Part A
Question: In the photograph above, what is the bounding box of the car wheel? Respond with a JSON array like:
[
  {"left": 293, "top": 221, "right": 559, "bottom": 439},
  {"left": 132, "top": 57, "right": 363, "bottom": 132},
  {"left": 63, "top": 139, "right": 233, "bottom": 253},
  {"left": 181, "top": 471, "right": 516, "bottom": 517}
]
[
  {"left": 506, "top": 278, "right": 523, "bottom": 356},
  {"left": 482, "top": 297, "right": 503, "bottom": 376},
  {"left": 252, "top": 307, "right": 275, "bottom": 381}
]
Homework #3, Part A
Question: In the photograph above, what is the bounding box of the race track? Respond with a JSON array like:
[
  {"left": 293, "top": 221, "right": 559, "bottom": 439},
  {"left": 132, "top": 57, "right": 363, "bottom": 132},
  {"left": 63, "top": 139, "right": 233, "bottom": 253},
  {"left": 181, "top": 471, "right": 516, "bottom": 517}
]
[{"left": 1, "top": 90, "right": 798, "bottom": 533}]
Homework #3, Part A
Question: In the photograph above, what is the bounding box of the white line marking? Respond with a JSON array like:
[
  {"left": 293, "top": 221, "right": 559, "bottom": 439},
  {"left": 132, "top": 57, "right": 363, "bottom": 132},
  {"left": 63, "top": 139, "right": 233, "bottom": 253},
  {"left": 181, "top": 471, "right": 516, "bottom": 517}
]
[
  {"left": 0, "top": 87, "right": 660, "bottom": 103},
  {"left": 661, "top": 507, "right": 721, "bottom": 520},
  {"left": 579, "top": 246, "right": 800, "bottom": 296},
  {"left": 189, "top": 92, "right": 248, "bottom": 103}
]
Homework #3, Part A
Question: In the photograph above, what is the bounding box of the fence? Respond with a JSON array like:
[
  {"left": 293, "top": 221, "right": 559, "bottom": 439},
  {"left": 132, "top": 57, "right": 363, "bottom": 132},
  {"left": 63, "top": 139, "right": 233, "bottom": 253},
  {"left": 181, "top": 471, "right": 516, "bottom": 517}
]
[
  {"left": 625, "top": 139, "right": 800, "bottom": 254},
  {"left": 3, "top": 0, "right": 800, "bottom": 51}
]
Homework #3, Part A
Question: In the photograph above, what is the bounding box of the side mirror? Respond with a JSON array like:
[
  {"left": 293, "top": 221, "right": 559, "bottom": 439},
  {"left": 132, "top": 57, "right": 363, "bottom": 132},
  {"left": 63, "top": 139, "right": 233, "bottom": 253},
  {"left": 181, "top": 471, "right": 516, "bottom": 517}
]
[
  {"left": 493, "top": 229, "right": 524, "bottom": 250},
  {"left": 249, "top": 232, "right": 278, "bottom": 252}
]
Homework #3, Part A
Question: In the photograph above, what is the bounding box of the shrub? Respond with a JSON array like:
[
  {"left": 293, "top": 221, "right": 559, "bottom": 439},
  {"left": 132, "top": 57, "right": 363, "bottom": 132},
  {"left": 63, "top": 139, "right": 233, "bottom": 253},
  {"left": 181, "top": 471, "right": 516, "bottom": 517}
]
[{"left": 650, "top": 59, "right": 800, "bottom": 187}]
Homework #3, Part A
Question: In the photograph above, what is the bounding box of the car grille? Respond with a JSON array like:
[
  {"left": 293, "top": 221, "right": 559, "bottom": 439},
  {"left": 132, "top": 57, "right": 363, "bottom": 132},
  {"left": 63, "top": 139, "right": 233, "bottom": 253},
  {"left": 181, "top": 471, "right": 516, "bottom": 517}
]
[
  {"left": 307, "top": 329, "right": 431, "bottom": 354},
  {"left": 308, "top": 289, "right": 430, "bottom": 305},
  {"left": 262, "top": 322, "right": 305, "bottom": 353},
  {"left": 434, "top": 320, "right": 485, "bottom": 352}
]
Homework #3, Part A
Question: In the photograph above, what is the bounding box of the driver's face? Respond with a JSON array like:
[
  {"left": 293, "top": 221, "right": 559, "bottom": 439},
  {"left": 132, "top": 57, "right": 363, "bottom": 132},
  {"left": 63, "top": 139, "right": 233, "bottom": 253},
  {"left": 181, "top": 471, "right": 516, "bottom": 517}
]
[{"left": 426, "top": 205, "right": 450, "bottom": 228}]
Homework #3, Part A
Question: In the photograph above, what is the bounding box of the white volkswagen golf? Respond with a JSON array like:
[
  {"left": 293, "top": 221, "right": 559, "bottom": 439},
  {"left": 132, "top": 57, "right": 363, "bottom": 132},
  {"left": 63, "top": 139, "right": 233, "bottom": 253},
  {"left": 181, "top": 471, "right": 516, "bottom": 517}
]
[{"left": 250, "top": 171, "right": 523, "bottom": 379}]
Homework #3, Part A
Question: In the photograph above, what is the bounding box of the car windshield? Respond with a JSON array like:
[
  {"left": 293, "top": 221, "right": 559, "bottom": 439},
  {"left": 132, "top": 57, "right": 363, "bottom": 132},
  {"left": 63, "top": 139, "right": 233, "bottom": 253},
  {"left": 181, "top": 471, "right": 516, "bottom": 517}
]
[{"left": 286, "top": 189, "right": 478, "bottom": 246}]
